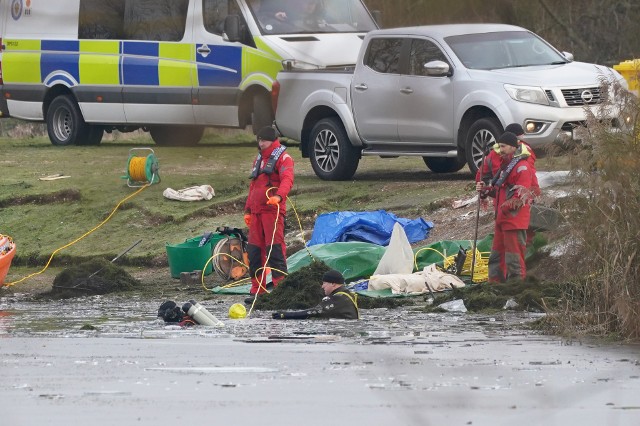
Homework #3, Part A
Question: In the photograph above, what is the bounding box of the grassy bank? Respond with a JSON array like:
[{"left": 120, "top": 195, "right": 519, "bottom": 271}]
[{"left": 0, "top": 130, "right": 473, "bottom": 273}]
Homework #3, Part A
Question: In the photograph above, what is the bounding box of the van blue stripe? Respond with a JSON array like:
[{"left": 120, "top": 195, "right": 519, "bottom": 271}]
[
  {"left": 122, "top": 56, "right": 159, "bottom": 86},
  {"left": 41, "top": 54, "right": 80, "bottom": 85},
  {"left": 41, "top": 40, "right": 79, "bottom": 52},
  {"left": 196, "top": 45, "right": 242, "bottom": 87},
  {"left": 122, "top": 42, "right": 160, "bottom": 86},
  {"left": 123, "top": 41, "right": 159, "bottom": 57}
]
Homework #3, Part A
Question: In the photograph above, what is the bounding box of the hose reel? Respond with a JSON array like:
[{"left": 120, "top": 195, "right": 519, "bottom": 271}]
[{"left": 123, "top": 148, "right": 160, "bottom": 187}]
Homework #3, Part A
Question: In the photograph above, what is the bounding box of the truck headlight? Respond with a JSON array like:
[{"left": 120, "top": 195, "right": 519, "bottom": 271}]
[{"left": 504, "top": 84, "right": 549, "bottom": 106}]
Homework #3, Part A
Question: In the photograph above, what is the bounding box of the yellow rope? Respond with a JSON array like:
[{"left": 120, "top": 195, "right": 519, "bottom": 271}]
[
  {"left": 3, "top": 183, "right": 149, "bottom": 288},
  {"left": 128, "top": 156, "right": 149, "bottom": 182}
]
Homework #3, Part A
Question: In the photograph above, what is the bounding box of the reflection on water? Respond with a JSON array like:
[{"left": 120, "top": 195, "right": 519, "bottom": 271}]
[{"left": 0, "top": 293, "right": 544, "bottom": 343}]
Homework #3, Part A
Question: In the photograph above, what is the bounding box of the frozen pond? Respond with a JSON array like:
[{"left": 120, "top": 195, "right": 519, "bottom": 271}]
[{"left": 1, "top": 294, "right": 640, "bottom": 425}]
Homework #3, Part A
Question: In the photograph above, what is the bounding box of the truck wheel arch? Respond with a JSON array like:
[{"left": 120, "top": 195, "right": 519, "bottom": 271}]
[{"left": 457, "top": 107, "right": 502, "bottom": 173}]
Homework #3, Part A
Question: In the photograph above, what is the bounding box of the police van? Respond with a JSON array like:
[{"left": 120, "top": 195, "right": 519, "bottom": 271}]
[{"left": 0, "top": 0, "right": 378, "bottom": 146}]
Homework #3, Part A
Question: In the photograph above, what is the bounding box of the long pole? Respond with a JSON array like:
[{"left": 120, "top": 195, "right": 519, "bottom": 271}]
[
  {"left": 470, "top": 142, "right": 489, "bottom": 282},
  {"left": 88, "top": 239, "right": 143, "bottom": 278}
]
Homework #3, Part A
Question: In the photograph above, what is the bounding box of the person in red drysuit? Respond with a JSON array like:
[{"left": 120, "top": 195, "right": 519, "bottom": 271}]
[
  {"left": 477, "top": 132, "right": 535, "bottom": 283},
  {"left": 244, "top": 126, "right": 294, "bottom": 302}
]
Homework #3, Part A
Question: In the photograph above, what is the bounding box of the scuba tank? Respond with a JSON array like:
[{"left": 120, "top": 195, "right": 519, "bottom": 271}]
[{"left": 182, "top": 300, "right": 224, "bottom": 327}]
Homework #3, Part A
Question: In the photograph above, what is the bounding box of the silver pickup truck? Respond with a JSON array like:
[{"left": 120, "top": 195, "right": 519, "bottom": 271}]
[{"left": 273, "top": 24, "right": 627, "bottom": 180}]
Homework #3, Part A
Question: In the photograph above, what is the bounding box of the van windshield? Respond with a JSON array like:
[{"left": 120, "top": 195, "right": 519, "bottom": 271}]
[
  {"left": 248, "top": 0, "right": 377, "bottom": 35},
  {"left": 445, "top": 31, "right": 568, "bottom": 70}
]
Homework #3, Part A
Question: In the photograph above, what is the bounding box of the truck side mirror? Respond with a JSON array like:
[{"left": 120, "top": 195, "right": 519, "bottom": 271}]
[
  {"left": 371, "top": 10, "right": 382, "bottom": 27},
  {"left": 562, "top": 51, "right": 574, "bottom": 62},
  {"left": 224, "top": 15, "right": 241, "bottom": 43},
  {"left": 424, "top": 60, "right": 451, "bottom": 77}
]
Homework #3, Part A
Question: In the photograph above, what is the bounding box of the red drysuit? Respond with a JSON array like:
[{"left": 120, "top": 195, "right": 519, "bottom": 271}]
[{"left": 245, "top": 139, "right": 294, "bottom": 294}]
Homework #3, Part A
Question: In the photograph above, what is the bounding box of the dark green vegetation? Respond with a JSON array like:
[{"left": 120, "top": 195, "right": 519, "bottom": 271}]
[
  {"left": 426, "top": 277, "right": 563, "bottom": 314},
  {"left": 47, "top": 258, "right": 140, "bottom": 299},
  {"left": 365, "top": 0, "right": 639, "bottom": 67}
]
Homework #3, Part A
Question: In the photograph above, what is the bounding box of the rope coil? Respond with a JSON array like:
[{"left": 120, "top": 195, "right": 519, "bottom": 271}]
[{"left": 124, "top": 148, "right": 160, "bottom": 187}]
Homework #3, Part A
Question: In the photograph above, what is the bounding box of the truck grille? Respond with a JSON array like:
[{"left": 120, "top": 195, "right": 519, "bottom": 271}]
[{"left": 561, "top": 87, "right": 601, "bottom": 106}]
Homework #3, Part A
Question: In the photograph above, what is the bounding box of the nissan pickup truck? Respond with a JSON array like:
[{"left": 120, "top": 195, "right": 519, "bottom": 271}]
[{"left": 273, "top": 23, "right": 628, "bottom": 180}]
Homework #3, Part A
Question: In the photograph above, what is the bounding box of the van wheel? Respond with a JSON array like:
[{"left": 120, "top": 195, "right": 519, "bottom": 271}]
[
  {"left": 79, "top": 126, "right": 104, "bottom": 146},
  {"left": 252, "top": 93, "right": 274, "bottom": 134},
  {"left": 309, "top": 118, "right": 360, "bottom": 181},
  {"left": 423, "top": 157, "right": 466, "bottom": 173},
  {"left": 150, "top": 126, "right": 204, "bottom": 146},
  {"left": 46, "top": 95, "right": 89, "bottom": 146},
  {"left": 465, "top": 118, "right": 502, "bottom": 174}
]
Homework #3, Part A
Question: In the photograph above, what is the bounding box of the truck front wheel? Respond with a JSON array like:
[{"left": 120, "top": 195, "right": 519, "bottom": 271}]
[
  {"left": 465, "top": 118, "right": 502, "bottom": 174},
  {"left": 309, "top": 118, "right": 360, "bottom": 181},
  {"left": 46, "top": 95, "right": 89, "bottom": 146}
]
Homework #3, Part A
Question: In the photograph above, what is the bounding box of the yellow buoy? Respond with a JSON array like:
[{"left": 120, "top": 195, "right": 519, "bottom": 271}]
[{"left": 228, "top": 303, "right": 247, "bottom": 319}]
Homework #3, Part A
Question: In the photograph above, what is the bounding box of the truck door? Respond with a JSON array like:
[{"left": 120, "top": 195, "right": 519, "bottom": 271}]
[
  {"left": 397, "top": 38, "right": 454, "bottom": 145},
  {"left": 351, "top": 36, "right": 402, "bottom": 143}
]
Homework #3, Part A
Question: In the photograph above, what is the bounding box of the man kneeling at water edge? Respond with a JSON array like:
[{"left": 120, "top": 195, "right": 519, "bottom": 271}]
[{"left": 272, "top": 270, "right": 359, "bottom": 320}]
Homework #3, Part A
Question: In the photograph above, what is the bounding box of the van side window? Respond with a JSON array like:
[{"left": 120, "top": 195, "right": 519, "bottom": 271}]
[
  {"left": 204, "top": 0, "right": 230, "bottom": 35},
  {"left": 203, "top": 0, "right": 254, "bottom": 47},
  {"left": 79, "top": 0, "right": 125, "bottom": 39},
  {"left": 124, "top": 0, "right": 190, "bottom": 41},
  {"left": 408, "top": 39, "right": 449, "bottom": 76},
  {"left": 79, "top": 0, "right": 189, "bottom": 41},
  {"left": 365, "top": 38, "right": 402, "bottom": 74}
]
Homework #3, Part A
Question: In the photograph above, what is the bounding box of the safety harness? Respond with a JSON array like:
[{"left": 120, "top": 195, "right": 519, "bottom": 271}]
[
  {"left": 335, "top": 291, "right": 360, "bottom": 319},
  {"left": 250, "top": 145, "right": 287, "bottom": 179},
  {"left": 492, "top": 154, "right": 527, "bottom": 188}
]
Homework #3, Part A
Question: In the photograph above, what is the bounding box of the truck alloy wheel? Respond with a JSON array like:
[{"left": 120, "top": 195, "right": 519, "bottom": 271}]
[{"left": 309, "top": 118, "right": 360, "bottom": 181}]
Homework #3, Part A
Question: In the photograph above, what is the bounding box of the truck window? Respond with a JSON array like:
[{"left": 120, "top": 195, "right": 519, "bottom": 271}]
[
  {"left": 445, "top": 31, "right": 566, "bottom": 70},
  {"left": 364, "top": 38, "right": 402, "bottom": 74},
  {"left": 79, "top": 0, "right": 189, "bottom": 41},
  {"left": 408, "top": 39, "right": 449, "bottom": 76}
]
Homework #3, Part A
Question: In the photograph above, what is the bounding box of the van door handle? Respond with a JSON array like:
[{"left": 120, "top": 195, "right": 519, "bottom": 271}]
[
  {"left": 354, "top": 83, "right": 368, "bottom": 91},
  {"left": 197, "top": 45, "right": 211, "bottom": 56},
  {"left": 400, "top": 87, "right": 414, "bottom": 94}
]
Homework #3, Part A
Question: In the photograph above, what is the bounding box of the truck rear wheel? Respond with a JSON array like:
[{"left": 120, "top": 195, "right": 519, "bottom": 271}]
[
  {"left": 309, "top": 118, "right": 360, "bottom": 181},
  {"left": 150, "top": 126, "right": 204, "bottom": 146},
  {"left": 465, "top": 117, "right": 502, "bottom": 174},
  {"left": 46, "top": 95, "right": 89, "bottom": 146},
  {"left": 423, "top": 157, "right": 466, "bottom": 173}
]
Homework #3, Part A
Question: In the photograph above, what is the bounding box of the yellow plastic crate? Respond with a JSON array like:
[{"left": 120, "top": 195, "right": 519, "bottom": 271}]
[{"left": 614, "top": 59, "right": 640, "bottom": 96}]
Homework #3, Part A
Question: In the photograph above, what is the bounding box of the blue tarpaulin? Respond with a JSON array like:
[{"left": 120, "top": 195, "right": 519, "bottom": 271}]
[{"left": 307, "top": 210, "right": 433, "bottom": 246}]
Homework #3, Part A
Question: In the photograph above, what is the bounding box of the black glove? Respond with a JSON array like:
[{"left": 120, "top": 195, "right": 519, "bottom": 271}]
[{"left": 272, "top": 312, "right": 285, "bottom": 319}]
